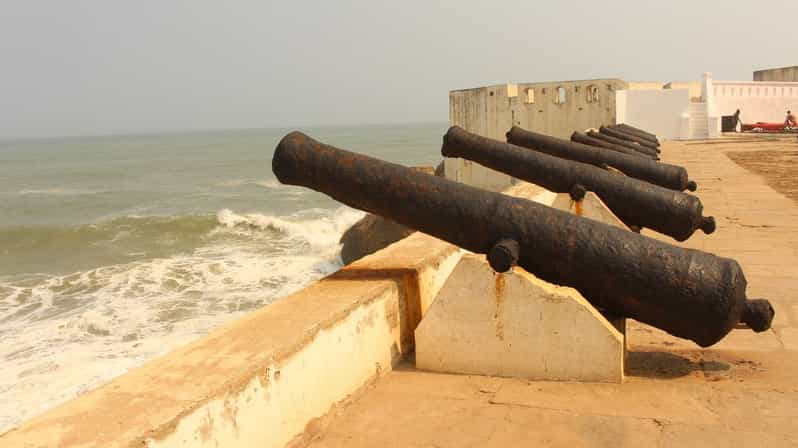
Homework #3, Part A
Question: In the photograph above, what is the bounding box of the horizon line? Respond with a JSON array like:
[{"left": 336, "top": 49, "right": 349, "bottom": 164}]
[{"left": 0, "top": 119, "right": 448, "bottom": 144}]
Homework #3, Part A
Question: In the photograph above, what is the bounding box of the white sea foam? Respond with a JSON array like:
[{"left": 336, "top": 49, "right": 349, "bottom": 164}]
[
  {"left": 0, "top": 206, "right": 364, "bottom": 432},
  {"left": 252, "top": 179, "right": 281, "bottom": 189},
  {"left": 214, "top": 178, "right": 282, "bottom": 189},
  {"left": 216, "top": 207, "right": 363, "bottom": 249},
  {"left": 16, "top": 188, "right": 103, "bottom": 196}
]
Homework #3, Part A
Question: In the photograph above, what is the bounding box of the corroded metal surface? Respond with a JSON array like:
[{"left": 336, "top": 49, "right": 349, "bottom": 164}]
[
  {"left": 586, "top": 130, "right": 659, "bottom": 158},
  {"left": 444, "top": 126, "right": 713, "bottom": 241},
  {"left": 506, "top": 126, "right": 695, "bottom": 192},
  {"left": 614, "top": 123, "right": 659, "bottom": 145},
  {"left": 571, "top": 131, "right": 658, "bottom": 160},
  {"left": 600, "top": 126, "right": 660, "bottom": 152},
  {"left": 271, "top": 131, "right": 774, "bottom": 347}
]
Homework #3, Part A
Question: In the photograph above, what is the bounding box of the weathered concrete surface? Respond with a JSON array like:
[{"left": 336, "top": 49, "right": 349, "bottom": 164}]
[
  {"left": 305, "top": 136, "right": 798, "bottom": 447},
  {"left": 416, "top": 255, "right": 625, "bottom": 382}
]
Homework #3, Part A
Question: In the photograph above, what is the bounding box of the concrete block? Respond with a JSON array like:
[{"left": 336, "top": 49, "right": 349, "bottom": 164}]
[{"left": 415, "top": 255, "right": 625, "bottom": 383}]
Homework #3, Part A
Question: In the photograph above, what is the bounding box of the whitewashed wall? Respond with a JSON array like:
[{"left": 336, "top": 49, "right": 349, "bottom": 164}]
[
  {"left": 615, "top": 88, "right": 690, "bottom": 139},
  {"left": 712, "top": 81, "right": 798, "bottom": 123}
]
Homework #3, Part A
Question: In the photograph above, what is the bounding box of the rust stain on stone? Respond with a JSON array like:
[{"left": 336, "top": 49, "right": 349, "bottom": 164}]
[
  {"left": 574, "top": 199, "right": 584, "bottom": 216},
  {"left": 494, "top": 273, "right": 505, "bottom": 341}
]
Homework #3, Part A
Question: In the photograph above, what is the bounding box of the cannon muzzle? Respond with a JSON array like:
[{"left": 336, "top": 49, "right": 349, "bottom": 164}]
[
  {"left": 443, "top": 126, "right": 712, "bottom": 241},
  {"left": 586, "top": 130, "right": 659, "bottom": 158},
  {"left": 507, "top": 126, "right": 694, "bottom": 191},
  {"left": 614, "top": 123, "right": 660, "bottom": 146},
  {"left": 600, "top": 126, "right": 660, "bottom": 152},
  {"left": 272, "top": 131, "right": 773, "bottom": 347},
  {"left": 571, "top": 131, "right": 659, "bottom": 161}
]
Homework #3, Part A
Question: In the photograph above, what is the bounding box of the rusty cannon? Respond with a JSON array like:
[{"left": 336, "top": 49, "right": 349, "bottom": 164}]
[
  {"left": 443, "top": 126, "right": 713, "bottom": 241},
  {"left": 571, "top": 131, "right": 659, "bottom": 161},
  {"left": 272, "top": 131, "right": 774, "bottom": 347},
  {"left": 614, "top": 123, "right": 659, "bottom": 146},
  {"left": 506, "top": 126, "right": 697, "bottom": 192},
  {"left": 600, "top": 126, "right": 660, "bottom": 153},
  {"left": 586, "top": 130, "right": 659, "bottom": 158}
]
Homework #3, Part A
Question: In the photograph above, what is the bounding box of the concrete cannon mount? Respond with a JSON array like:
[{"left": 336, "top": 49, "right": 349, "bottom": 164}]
[
  {"left": 415, "top": 190, "right": 629, "bottom": 383},
  {"left": 3, "top": 136, "right": 798, "bottom": 447},
  {"left": 415, "top": 254, "right": 626, "bottom": 383}
]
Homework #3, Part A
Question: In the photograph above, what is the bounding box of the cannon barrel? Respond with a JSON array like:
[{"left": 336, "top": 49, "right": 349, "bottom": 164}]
[
  {"left": 571, "top": 131, "right": 658, "bottom": 161},
  {"left": 272, "top": 131, "right": 774, "bottom": 347},
  {"left": 444, "top": 126, "right": 713, "bottom": 241},
  {"left": 586, "top": 130, "right": 659, "bottom": 158},
  {"left": 600, "top": 126, "right": 660, "bottom": 152},
  {"left": 617, "top": 122, "right": 658, "bottom": 140},
  {"left": 506, "top": 126, "right": 696, "bottom": 192},
  {"left": 614, "top": 123, "right": 659, "bottom": 145}
]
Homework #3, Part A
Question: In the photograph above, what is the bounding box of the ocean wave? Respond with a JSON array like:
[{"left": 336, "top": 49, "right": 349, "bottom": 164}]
[
  {"left": 215, "top": 207, "right": 364, "bottom": 248},
  {"left": 0, "top": 215, "right": 219, "bottom": 276},
  {"left": 0, "top": 205, "right": 364, "bottom": 431},
  {"left": 1, "top": 208, "right": 364, "bottom": 275}
]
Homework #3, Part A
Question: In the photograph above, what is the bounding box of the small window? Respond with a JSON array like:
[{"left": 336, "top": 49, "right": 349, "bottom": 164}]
[
  {"left": 525, "top": 88, "right": 535, "bottom": 104},
  {"left": 554, "top": 86, "right": 567, "bottom": 104},
  {"left": 586, "top": 85, "right": 599, "bottom": 103}
]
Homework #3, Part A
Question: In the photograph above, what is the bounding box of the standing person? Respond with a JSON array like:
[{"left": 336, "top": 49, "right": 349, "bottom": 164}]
[
  {"left": 733, "top": 109, "right": 742, "bottom": 132},
  {"left": 785, "top": 110, "right": 797, "bottom": 127}
]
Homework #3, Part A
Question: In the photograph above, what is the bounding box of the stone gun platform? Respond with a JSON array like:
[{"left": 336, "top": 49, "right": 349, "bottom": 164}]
[
  {"left": 2, "top": 136, "right": 796, "bottom": 448},
  {"left": 302, "top": 136, "right": 798, "bottom": 447}
]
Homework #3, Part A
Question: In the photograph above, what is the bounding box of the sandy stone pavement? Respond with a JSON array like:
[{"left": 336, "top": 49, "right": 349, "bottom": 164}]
[{"left": 302, "top": 135, "right": 798, "bottom": 448}]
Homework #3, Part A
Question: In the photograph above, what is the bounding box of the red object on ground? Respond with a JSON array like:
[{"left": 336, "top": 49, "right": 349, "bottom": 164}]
[{"left": 742, "top": 122, "right": 792, "bottom": 132}]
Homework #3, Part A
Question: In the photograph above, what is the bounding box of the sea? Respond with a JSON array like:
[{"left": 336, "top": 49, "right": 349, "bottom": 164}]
[{"left": 0, "top": 122, "right": 446, "bottom": 431}]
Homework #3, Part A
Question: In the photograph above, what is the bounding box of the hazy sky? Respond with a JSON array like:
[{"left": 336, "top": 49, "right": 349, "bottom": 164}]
[{"left": 1, "top": 1, "right": 795, "bottom": 139}]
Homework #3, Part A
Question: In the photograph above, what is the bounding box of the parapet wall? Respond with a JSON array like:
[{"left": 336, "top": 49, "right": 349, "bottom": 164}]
[
  {"left": 0, "top": 232, "right": 463, "bottom": 447},
  {"left": 1, "top": 182, "right": 555, "bottom": 447}
]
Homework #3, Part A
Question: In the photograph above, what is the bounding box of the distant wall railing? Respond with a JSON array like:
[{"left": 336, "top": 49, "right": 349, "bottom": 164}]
[{"left": 713, "top": 81, "right": 798, "bottom": 99}]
